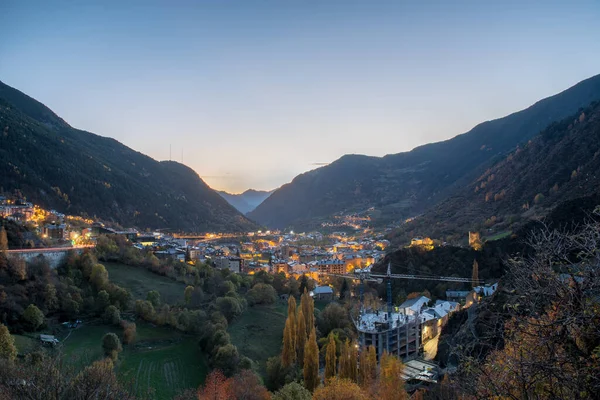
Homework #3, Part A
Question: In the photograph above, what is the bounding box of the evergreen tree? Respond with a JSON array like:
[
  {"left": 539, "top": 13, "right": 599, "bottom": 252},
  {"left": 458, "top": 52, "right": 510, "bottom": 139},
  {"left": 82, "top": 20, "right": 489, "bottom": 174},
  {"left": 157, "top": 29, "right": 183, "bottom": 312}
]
[
  {"left": 325, "top": 333, "right": 337, "bottom": 380},
  {"left": 472, "top": 259, "right": 479, "bottom": 288},
  {"left": 296, "top": 307, "right": 307, "bottom": 366},
  {"left": 303, "top": 326, "right": 319, "bottom": 392},
  {"left": 282, "top": 315, "right": 296, "bottom": 367},
  {"left": 339, "top": 279, "right": 350, "bottom": 300}
]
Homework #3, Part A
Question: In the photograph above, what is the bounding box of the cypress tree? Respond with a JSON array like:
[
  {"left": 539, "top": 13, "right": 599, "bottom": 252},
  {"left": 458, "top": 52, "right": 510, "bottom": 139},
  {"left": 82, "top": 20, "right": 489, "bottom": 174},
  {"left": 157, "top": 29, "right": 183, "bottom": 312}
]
[
  {"left": 303, "top": 326, "right": 319, "bottom": 392},
  {"left": 324, "top": 333, "right": 337, "bottom": 381}
]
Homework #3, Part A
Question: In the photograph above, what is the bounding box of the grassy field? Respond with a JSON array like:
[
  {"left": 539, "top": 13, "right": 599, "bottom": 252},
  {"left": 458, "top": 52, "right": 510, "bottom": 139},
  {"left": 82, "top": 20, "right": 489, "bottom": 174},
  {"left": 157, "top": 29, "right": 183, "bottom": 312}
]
[
  {"left": 228, "top": 302, "right": 287, "bottom": 374},
  {"left": 103, "top": 262, "right": 187, "bottom": 305},
  {"left": 60, "top": 322, "right": 208, "bottom": 399},
  {"left": 485, "top": 230, "right": 512, "bottom": 241},
  {"left": 11, "top": 334, "right": 39, "bottom": 355}
]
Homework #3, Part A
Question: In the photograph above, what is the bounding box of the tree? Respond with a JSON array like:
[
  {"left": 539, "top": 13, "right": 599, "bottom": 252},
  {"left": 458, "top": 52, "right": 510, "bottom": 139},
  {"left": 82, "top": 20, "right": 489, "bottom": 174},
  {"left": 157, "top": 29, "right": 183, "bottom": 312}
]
[
  {"left": 22, "top": 304, "right": 44, "bottom": 331},
  {"left": 300, "top": 289, "right": 314, "bottom": 337},
  {"left": 135, "top": 299, "right": 156, "bottom": 321},
  {"left": 317, "top": 303, "right": 351, "bottom": 338},
  {"left": 43, "top": 283, "right": 59, "bottom": 312},
  {"left": 472, "top": 259, "right": 479, "bottom": 288},
  {"left": 303, "top": 326, "right": 319, "bottom": 392},
  {"left": 358, "top": 345, "right": 376, "bottom": 388},
  {"left": 281, "top": 313, "right": 296, "bottom": 367},
  {"left": 121, "top": 320, "right": 136, "bottom": 344},
  {"left": 229, "top": 369, "right": 271, "bottom": 400},
  {"left": 272, "top": 382, "right": 312, "bottom": 400},
  {"left": 146, "top": 290, "right": 161, "bottom": 308},
  {"left": 376, "top": 352, "right": 407, "bottom": 400},
  {"left": 213, "top": 344, "right": 240, "bottom": 376},
  {"left": 0, "top": 226, "right": 8, "bottom": 252},
  {"left": 185, "top": 247, "right": 192, "bottom": 262},
  {"left": 348, "top": 340, "right": 358, "bottom": 383},
  {"left": 325, "top": 333, "right": 337, "bottom": 380},
  {"left": 287, "top": 296, "right": 297, "bottom": 345},
  {"left": 216, "top": 297, "right": 243, "bottom": 322},
  {"left": 70, "top": 358, "right": 131, "bottom": 399},
  {"left": 458, "top": 223, "right": 600, "bottom": 398},
  {"left": 90, "top": 263, "right": 109, "bottom": 290},
  {"left": 199, "top": 369, "right": 231, "bottom": 400},
  {"left": 339, "top": 279, "right": 350, "bottom": 301},
  {"left": 102, "top": 332, "right": 122, "bottom": 360},
  {"left": 103, "top": 305, "right": 121, "bottom": 325},
  {"left": 0, "top": 324, "right": 17, "bottom": 361},
  {"left": 313, "top": 377, "right": 368, "bottom": 400},
  {"left": 247, "top": 283, "right": 277, "bottom": 305},
  {"left": 184, "top": 285, "right": 194, "bottom": 304},
  {"left": 296, "top": 308, "right": 306, "bottom": 366}
]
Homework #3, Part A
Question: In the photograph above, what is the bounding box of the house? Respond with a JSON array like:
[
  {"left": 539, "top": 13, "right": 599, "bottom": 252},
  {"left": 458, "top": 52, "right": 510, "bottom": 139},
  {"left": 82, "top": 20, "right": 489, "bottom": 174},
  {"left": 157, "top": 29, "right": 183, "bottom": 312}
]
[
  {"left": 310, "top": 285, "right": 334, "bottom": 301},
  {"left": 399, "top": 296, "right": 430, "bottom": 316},
  {"left": 43, "top": 223, "right": 66, "bottom": 240},
  {"left": 214, "top": 257, "right": 242, "bottom": 273},
  {"left": 445, "top": 290, "right": 470, "bottom": 302},
  {"left": 40, "top": 334, "right": 59, "bottom": 346}
]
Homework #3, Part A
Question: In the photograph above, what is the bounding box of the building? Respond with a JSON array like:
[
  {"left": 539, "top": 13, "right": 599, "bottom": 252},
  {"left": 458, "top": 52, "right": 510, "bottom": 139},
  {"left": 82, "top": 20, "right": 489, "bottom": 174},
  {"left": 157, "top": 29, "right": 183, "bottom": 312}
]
[
  {"left": 356, "top": 310, "right": 421, "bottom": 361},
  {"left": 316, "top": 259, "right": 345, "bottom": 275},
  {"left": 43, "top": 223, "right": 66, "bottom": 240},
  {"left": 398, "top": 296, "right": 430, "bottom": 316},
  {"left": 445, "top": 290, "right": 470, "bottom": 302},
  {"left": 214, "top": 257, "right": 242, "bottom": 273},
  {"left": 310, "top": 285, "right": 334, "bottom": 301}
]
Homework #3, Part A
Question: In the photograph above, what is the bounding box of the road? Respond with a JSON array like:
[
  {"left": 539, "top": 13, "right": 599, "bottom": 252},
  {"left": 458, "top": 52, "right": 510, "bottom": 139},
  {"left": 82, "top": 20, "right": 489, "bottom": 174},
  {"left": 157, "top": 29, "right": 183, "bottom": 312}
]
[{"left": 423, "top": 334, "right": 440, "bottom": 360}]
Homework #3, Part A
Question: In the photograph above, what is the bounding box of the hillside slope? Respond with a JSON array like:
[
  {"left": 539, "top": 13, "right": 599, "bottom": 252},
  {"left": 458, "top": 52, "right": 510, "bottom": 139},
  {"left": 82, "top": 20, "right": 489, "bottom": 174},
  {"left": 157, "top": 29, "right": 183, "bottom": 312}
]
[
  {"left": 217, "top": 189, "right": 274, "bottom": 214},
  {"left": 249, "top": 74, "right": 600, "bottom": 229},
  {"left": 399, "top": 101, "right": 600, "bottom": 241},
  {"left": 0, "top": 81, "right": 257, "bottom": 232}
]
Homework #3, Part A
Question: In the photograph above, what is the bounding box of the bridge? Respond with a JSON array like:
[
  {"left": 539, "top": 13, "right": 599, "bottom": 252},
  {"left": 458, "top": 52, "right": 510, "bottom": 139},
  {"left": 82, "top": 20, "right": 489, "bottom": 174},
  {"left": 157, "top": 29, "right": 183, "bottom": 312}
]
[{"left": 4, "top": 245, "right": 94, "bottom": 268}]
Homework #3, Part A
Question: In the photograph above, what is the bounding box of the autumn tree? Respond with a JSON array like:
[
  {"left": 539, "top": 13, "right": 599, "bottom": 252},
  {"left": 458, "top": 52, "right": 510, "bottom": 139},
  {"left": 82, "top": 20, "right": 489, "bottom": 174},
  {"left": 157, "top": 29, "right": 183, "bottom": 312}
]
[
  {"left": 281, "top": 313, "right": 296, "bottom": 367},
  {"left": 303, "top": 326, "right": 319, "bottom": 392},
  {"left": 0, "top": 226, "right": 7, "bottom": 252},
  {"left": 146, "top": 290, "right": 161, "bottom": 308},
  {"left": 296, "top": 308, "right": 306, "bottom": 366},
  {"left": 471, "top": 259, "right": 479, "bottom": 288},
  {"left": 121, "top": 320, "right": 136, "bottom": 344},
  {"left": 90, "top": 263, "right": 109, "bottom": 290},
  {"left": 313, "top": 377, "right": 368, "bottom": 400},
  {"left": 300, "top": 289, "right": 314, "bottom": 337},
  {"left": 229, "top": 369, "right": 271, "bottom": 400},
  {"left": 358, "top": 345, "right": 376, "bottom": 388},
  {"left": 287, "top": 296, "right": 297, "bottom": 349},
  {"left": 0, "top": 324, "right": 17, "bottom": 361},
  {"left": 458, "top": 222, "right": 600, "bottom": 398},
  {"left": 338, "top": 338, "right": 348, "bottom": 379},
  {"left": 199, "top": 369, "right": 231, "bottom": 400},
  {"left": 324, "top": 333, "right": 337, "bottom": 380},
  {"left": 348, "top": 340, "right": 358, "bottom": 383},
  {"left": 375, "top": 352, "right": 407, "bottom": 400}
]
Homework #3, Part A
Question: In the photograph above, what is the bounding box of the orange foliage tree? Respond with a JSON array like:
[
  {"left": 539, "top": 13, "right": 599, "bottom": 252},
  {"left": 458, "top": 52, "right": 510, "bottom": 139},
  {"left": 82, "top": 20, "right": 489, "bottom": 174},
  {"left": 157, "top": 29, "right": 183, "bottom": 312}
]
[
  {"left": 374, "top": 352, "right": 407, "bottom": 400},
  {"left": 199, "top": 369, "right": 231, "bottom": 400},
  {"left": 303, "top": 326, "right": 319, "bottom": 392},
  {"left": 313, "top": 377, "right": 368, "bottom": 400}
]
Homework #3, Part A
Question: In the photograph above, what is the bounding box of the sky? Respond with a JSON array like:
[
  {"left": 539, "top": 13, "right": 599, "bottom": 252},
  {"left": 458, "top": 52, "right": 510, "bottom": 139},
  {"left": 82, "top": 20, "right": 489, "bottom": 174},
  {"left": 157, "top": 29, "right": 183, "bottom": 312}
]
[{"left": 1, "top": 1, "right": 600, "bottom": 193}]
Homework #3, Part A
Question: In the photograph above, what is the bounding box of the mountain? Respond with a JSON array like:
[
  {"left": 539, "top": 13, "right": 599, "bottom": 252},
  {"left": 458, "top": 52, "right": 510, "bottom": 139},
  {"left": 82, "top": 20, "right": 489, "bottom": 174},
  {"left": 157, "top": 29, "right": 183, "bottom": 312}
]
[
  {"left": 395, "top": 100, "right": 600, "bottom": 242},
  {"left": 249, "top": 74, "right": 600, "bottom": 229},
  {"left": 0, "top": 81, "right": 257, "bottom": 232},
  {"left": 217, "top": 189, "right": 274, "bottom": 214}
]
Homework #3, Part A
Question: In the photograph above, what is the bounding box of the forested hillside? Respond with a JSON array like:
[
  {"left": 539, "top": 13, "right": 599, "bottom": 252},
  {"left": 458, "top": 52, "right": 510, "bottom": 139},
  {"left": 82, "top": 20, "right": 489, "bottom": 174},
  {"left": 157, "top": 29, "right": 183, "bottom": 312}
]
[
  {"left": 0, "top": 81, "right": 257, "bottom": 232},
  {"left": 249, "top": 74, "right": 600, "bottom": 229},
  {"left": 396, "top": 101, "right": 600, "bottom": 242}
]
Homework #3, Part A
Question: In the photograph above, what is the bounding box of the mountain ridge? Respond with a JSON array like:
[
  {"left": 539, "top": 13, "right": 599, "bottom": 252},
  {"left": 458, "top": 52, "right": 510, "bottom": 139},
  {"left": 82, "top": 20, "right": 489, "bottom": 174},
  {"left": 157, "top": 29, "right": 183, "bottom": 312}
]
[
  {"left": 0, "top": 81, "right": 257, "bottom": 232},
  {"left": 249, "top": 73, "right": 600, "bottom": 229},
  {"left": 217, "top": 189, "right": 274, "bottom": 215}
]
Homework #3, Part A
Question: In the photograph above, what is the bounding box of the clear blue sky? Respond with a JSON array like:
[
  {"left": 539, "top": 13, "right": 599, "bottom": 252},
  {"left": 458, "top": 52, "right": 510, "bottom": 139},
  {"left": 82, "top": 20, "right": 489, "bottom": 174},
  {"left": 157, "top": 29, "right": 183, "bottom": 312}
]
[{"left": 1, "top": 0, "right": 599, "bottom": 193}]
